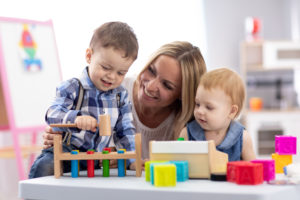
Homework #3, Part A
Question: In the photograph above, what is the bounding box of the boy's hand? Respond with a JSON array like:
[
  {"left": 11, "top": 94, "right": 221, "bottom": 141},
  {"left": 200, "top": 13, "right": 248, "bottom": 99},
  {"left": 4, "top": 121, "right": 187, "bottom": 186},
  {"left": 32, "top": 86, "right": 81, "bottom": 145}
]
[{"left": 75, "top": 116, "right": 97, "bottom": 132}]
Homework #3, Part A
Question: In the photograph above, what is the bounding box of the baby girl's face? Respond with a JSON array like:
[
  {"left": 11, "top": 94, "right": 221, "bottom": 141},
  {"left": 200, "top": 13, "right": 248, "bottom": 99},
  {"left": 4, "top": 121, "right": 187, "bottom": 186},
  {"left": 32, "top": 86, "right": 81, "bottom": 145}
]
[{"left": 194, "top": 85, "right": 233, "bottom": 132}]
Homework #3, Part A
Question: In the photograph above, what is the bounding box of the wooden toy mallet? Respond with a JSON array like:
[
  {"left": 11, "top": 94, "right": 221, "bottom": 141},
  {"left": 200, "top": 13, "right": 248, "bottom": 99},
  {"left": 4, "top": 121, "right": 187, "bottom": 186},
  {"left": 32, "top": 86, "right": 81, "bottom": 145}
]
[{"left": 50, "top": 114, "right": 111, "bottom": 136}]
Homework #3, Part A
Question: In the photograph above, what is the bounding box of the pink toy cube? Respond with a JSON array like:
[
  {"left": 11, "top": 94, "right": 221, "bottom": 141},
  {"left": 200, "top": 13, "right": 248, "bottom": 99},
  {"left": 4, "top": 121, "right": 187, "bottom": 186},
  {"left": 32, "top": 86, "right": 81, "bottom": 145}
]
[
  {"left": 251, "top": 159, "right": 275, "bottom": 181},
  {"left": 275, "top": 135, "right": 297, "bottom": 155}
]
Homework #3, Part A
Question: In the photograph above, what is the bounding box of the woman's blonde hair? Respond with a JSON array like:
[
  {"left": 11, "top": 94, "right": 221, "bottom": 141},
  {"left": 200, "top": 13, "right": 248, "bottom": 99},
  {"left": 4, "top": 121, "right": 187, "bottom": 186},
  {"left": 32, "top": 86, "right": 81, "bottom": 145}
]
[
  {"left": 137, "top": 41, "right": 206, "bottom": 139},
  {"left": 199, "top": 67, "right": 245, "bottom": 118}
]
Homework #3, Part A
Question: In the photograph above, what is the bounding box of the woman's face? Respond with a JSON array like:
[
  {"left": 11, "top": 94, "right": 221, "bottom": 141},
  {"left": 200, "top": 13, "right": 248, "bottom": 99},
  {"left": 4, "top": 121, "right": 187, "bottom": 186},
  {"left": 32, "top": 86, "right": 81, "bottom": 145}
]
[{"left": 138, "top": 55, "right": 182, "bottom": 109}]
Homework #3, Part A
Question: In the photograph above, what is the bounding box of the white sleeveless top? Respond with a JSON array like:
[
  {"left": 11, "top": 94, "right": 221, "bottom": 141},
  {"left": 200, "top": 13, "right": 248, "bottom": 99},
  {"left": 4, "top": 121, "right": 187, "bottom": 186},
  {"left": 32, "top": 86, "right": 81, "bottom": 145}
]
[{"left": 122, "top": 76, "right": 175, "bottom": 159}]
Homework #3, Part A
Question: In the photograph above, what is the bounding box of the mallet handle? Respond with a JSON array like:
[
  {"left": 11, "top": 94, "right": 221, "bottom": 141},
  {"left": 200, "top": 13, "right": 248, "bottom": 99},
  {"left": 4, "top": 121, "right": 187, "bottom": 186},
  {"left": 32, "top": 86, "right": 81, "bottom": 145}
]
[{"left": 50, "top": 123, "right": 76, "bottom": 128}]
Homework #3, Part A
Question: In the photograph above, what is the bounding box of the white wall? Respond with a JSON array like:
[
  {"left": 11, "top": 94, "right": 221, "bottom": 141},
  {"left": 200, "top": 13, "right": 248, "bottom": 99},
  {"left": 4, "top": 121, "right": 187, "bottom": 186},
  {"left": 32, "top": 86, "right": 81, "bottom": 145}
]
[{"left": 0, "top": 0, "right": 206, "bottom": 80}]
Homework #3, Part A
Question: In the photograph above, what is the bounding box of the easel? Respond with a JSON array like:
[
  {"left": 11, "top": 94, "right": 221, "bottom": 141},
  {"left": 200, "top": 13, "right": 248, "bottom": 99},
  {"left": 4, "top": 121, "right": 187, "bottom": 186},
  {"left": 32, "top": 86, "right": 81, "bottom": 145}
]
[
  {"left": 0, "top": 17, "right": 62, "bottom": 180},
  {"left": 0, "top": 54, "right": 45, "bottom": 180},
  {"left": 53, "top": 133, "right": 142, "bottom": 178}
]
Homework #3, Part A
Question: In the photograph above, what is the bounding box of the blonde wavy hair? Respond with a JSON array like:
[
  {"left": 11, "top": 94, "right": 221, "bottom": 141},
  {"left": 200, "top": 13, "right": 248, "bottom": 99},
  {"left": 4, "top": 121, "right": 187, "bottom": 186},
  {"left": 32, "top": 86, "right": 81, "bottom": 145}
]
[{"left": 137, "top": 41, "right": 206, "bottom": 139}]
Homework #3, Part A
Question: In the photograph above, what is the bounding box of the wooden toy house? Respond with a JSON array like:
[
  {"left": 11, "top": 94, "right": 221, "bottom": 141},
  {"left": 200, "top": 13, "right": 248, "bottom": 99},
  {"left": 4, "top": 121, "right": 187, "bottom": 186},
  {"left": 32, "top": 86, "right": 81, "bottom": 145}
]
[{"left": 149, "top": 140, "right": 228, "bottom": 179}]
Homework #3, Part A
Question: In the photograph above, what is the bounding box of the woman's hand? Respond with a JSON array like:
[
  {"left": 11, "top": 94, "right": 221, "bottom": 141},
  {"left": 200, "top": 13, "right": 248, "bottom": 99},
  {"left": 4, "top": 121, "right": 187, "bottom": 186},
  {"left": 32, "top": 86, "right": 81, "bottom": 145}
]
[{"left": 42, "top": 126, "right": 63, "bottom": 149}]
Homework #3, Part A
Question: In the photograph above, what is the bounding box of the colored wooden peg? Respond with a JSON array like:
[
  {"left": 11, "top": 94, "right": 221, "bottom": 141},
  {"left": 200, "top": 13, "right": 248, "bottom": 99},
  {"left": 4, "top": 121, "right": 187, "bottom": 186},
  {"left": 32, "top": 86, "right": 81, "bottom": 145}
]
[
  {"left": 71, "top": 150, "right": 78, "bottom": 178},
  {"left": 102, "top": 150, "right": 110, "bottom": 177},
  {"left": 117, "top": 150, "right": 125, "bottom": 177},
  {"left": 103, "top": 147, "right": 112, "bottom": 152},
  {"left": 119, "top": 149, "right": 127, "bottom": 175},
  {"left": 87, "top": 149, "right": 95, "bottom": 178}
]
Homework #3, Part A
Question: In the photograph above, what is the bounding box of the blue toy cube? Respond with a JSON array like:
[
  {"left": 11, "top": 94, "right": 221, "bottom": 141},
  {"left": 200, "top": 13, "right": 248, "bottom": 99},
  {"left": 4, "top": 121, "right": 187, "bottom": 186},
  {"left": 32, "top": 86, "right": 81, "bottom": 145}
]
[{"left": 169, "top": 161, "right": 189, "bottom": 182}]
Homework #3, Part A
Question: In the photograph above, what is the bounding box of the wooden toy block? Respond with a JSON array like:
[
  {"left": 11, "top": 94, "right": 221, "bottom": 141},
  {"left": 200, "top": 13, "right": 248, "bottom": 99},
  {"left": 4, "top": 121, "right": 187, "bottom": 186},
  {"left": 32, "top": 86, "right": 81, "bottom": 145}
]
[
  {"left": 251, "top": 159, "right": 275, "bottom": 181},
  {"left": 50, "top": 114, "right": 111, "bottom": 136},
  {"left": 235, "top": 162, "right": 263, "bottom": 185},
  {"left": 275, "top": 135, "right": 297, "bottom": 155},
  {"left": 272, "top": 153, "right": 293, "bottom": 173},
  {"left": 117, "top": 150, "right": 125, "bottom": 177},
  {"left": 71, "top": 151, "right": 78, "bottom": 178},
  {"left": 145, "top": 160, "right": 168, "bottom": 182},
  {"left": 153, "top": 164, "right": 176, "bottom": 187},
  {"left": 149, "top": 140, "right": 228, "bottom": 178},
  {"left": 87, "top": 150, "right": 95, "bottom": 178},
  {"left": 53, "top": 133, "right": 142, "bottom": 178},
  {"left": 226, "top": 161, "right": 246, "bottom": 182},
  {"left": 169, "top": 161, "right": 189, "bottom": 182}
]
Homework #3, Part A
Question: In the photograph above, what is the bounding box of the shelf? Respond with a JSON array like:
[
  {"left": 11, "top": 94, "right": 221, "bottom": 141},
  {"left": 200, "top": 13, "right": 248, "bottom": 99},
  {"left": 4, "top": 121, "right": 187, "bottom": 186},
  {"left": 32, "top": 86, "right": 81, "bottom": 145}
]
[{"left": 245, "top": 108, "right": 300, "bottom": 114}]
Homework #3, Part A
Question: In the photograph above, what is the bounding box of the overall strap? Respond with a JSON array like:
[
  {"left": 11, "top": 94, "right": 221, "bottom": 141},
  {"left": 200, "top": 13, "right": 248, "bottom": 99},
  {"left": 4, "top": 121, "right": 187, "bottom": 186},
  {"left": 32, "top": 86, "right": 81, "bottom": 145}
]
[
  {"left": 63, "top": 78, "right": 85, "bottom": 145},
  {"left": 74, "top": 78, "right": 85, "bottom": 110}
]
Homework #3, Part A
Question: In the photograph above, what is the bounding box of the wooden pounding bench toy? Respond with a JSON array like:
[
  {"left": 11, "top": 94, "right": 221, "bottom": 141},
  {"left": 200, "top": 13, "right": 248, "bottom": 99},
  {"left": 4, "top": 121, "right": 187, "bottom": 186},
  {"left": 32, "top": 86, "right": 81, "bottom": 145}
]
[{"left": 50, "top": 114, "right": 142, "bottom": 178}]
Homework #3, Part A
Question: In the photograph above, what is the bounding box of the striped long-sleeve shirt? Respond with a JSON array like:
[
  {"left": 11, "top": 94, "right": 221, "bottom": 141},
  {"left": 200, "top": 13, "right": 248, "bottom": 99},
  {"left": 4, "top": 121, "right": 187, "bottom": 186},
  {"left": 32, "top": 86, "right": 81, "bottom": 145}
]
[{"left": 46, "top": 67, "right": 136, "bottom": 157}]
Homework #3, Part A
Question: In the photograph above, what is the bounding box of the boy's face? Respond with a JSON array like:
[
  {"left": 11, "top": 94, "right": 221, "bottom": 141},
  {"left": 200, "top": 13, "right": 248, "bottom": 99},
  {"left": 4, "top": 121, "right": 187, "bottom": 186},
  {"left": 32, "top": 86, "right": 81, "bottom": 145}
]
[
  {"left": 194, "top": 85, "right": 237, "bottom": 132},
  {"left": 86, "top": 46, "right": 134, "bottom": 91}
]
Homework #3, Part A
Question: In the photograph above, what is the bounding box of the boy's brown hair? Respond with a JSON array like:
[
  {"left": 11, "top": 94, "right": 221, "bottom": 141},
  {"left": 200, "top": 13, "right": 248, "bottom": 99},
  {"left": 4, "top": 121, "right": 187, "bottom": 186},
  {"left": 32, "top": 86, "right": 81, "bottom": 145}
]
[
  {"left": 89, "top": 21, "right": 138, "bottom": 60},
  {"left": 199, "top": 67, "right": 245, "bottom": 118}
]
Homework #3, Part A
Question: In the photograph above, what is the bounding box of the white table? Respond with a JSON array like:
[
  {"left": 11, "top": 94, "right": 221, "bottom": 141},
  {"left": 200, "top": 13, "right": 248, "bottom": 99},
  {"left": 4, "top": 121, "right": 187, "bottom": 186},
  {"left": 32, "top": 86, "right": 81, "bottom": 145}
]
[{"left": 19, "top": 169, "right": 300, "bottom": 200}]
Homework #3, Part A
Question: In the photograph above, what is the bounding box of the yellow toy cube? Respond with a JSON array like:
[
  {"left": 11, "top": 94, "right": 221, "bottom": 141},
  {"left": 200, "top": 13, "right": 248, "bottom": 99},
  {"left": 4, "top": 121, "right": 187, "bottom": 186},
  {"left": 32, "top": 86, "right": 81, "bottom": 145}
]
[
  {"left": 271, "top": 153, "right": 292, "bottom": 173},
  {"left": 154, "top": 164, "right": 176, "bottom": 187},
  {"left": 145, "top": 160, "right": 168, "bottom": 182}
]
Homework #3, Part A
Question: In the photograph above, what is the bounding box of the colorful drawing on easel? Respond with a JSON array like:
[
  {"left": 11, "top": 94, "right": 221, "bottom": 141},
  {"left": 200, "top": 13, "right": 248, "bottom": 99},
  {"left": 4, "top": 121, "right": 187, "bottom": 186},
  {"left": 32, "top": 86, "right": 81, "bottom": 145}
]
[{"left": 19, "top": 24, "right": 42, "bottom": 72}]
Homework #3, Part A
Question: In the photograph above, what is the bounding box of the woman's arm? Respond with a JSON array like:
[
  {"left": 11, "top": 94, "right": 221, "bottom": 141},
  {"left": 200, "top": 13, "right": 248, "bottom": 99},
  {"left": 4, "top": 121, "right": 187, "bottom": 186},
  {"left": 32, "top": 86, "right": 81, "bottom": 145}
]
[{"left": 241, "top": 130, "right": 256, "bottom": 161}]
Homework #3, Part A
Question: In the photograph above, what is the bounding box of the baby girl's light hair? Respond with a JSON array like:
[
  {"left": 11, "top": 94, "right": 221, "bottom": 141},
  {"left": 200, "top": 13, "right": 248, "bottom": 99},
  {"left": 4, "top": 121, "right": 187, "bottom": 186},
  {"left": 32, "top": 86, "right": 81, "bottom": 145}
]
[{"left": 199, "top": 67, "right": 245, "bottom": 118}]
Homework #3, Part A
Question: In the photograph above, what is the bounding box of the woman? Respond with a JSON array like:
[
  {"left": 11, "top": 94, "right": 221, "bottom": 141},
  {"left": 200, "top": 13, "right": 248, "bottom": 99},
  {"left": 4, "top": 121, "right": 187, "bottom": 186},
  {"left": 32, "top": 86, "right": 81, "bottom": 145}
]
[{"left": 43, "top": 41, "right": 206, "bottom": 165}]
